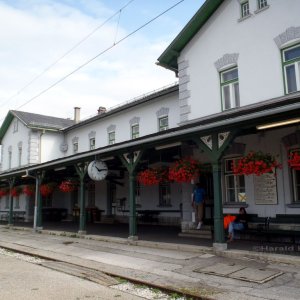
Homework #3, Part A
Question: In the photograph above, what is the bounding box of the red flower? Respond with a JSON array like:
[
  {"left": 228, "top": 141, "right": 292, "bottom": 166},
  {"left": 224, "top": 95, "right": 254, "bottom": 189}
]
[
  {"left": 137, "top": 167, "right": 169, "bottom": 186},
  {"left": 0, "top": 188, "right": 9, "bottom": 197},
  {"left": 288, "top": 152, "right": 300, "bottom": 170},
  {"left": 40, "top": 183, "right": 56, "bottom": 197},
  {"left": 168, "top": 157, "right": 201, "bottom": 183},
  {"left": 23, "top": 185, "right": 35, "bottom": 196},
  {"left": 233, "top": 151, "right": 281, "bottom": 176},
  {"left": 59, "top": 180, "right": 78, "bottom": 193},
  {"left": 11, "top": 186, "right": 22, "bottom": 197}
]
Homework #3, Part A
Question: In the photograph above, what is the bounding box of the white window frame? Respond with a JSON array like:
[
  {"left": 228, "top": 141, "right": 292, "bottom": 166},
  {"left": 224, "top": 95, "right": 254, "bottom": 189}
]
[
  {"left": 73, "top": 142, "right": 78, "bottom": 154},
  {"left": 13, "top": 120, "right": 18, "bottom": 133},
  {"left": 108, "top": 131, "right": 115, "bottom": 145},
  {"left": 257, "top": 0, "right": 267, "bottom": 10},
  {"left": 18, "top": 147, "right": 22, "bottom": 167},
  {"left": 241, "top": 1, "right": 250, "bottom": 18},
  {"left": 8, "top": 150, "right": 12, "bottom": 169},
  {"left": 220, "top": 67, "right": 240, "bottom": 110},
  {"left": 282, "top": 43, "right": 300, "bottom": 94},
  {"left": 89, "top": 138, "right": 95, "bottom": 150},
  {"left": 224, "top": 157, "right": 246, "bottom": 203},
  {"left": 131, "top": 124, "right": 139, "bottom": 139},
  {"left": 158, "top": 116, "right": 169, "bottom": 131},
  {"left": 290, "top": 148, "right": 300, "bottom": 203}
]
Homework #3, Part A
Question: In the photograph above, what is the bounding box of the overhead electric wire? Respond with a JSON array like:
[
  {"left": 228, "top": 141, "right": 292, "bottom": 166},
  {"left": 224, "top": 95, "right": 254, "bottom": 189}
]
[
  {"left": 0, "top": 0, "right": 135, "bottom": 108},
  {"left": 15, "top": 0, "right": 185, "bottom": 111}
]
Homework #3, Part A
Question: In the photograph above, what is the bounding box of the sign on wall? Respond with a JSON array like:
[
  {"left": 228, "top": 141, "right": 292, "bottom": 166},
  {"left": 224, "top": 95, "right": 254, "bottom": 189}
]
[{"left": 254, "top": 172, "right": 278, "bottom": 205}]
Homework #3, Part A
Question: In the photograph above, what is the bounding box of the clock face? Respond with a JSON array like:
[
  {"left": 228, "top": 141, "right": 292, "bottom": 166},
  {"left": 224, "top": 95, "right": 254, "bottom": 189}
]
[{"left": 88, "top": 160, "right": 108, "bottom": 181}]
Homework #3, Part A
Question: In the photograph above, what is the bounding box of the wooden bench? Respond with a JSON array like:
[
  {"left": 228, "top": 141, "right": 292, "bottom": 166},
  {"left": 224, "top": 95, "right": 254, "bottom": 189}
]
[{"left": 0, "top": 211, "right": 26, "bottom": 222}]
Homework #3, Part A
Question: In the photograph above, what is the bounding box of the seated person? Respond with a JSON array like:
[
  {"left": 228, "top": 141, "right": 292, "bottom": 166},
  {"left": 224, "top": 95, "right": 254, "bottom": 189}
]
[{"left": 228, "top": 207, "right": 248, "bottom": 242}]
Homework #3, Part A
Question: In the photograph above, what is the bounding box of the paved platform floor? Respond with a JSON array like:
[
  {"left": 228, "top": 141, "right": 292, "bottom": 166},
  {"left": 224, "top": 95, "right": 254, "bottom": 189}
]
[{"left": 1, "top": 220, "right": 300, "bottom": 256}]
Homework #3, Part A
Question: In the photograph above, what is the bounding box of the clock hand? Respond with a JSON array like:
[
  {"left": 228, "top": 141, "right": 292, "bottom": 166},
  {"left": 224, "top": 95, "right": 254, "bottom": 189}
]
[{"left": 95, "top": 166, "right": 108, "bottom": 172}]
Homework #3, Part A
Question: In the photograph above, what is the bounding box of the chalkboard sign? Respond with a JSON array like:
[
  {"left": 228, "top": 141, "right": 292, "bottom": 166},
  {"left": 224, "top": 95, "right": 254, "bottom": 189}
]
[{"left": 254, "top": 172, "right": 278, "bottom": 205}]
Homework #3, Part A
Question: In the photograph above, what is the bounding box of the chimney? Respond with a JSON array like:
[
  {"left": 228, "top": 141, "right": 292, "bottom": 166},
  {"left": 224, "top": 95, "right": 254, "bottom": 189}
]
[
  {"left": 74, "top": 107, "right": 80, "bottom": 123},
  {"left": 97, "top": 106, "right": 106, "bottom": 115}
]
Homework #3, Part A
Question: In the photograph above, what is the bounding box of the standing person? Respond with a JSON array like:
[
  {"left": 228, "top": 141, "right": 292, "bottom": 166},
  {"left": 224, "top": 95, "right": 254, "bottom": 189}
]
[
  {"left": 228, "top": 207, "right": 248, "bottom": 242},
  {"left": 192, "top": 183, "right": 206, "bottom": 229}
]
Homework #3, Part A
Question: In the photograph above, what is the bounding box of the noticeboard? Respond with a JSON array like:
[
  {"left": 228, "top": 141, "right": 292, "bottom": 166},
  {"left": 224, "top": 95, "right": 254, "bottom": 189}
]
[{"left": 254, "top": 172, "right": 278, "bottom": 205}]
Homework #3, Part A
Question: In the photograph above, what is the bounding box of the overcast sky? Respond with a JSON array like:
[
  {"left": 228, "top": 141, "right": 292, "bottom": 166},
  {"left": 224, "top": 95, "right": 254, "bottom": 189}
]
[{"left": 0, "top": 0, "right": 204, "bottom": 123}]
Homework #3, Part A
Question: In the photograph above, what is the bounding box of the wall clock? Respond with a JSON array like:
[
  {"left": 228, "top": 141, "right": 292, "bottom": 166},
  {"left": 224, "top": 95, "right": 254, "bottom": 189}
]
[{"left": 87, "top": 160, "right": 108, "bottom": 181}]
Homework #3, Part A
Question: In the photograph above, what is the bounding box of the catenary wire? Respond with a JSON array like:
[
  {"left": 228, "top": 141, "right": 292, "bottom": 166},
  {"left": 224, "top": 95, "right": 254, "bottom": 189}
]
[
  {"left": 15, "top": 0, "right": 184, "bottom": 111},
  {"left": 0, "top": 0, "right": 135, "bottom": 108}
]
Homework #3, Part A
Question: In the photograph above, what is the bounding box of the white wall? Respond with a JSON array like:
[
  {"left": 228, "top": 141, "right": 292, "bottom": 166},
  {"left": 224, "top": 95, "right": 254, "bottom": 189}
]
[
  {"left": 64, "top": 92, "right": 179, "bottom": 155},
  {"left": 179, "top": 0, "right": 300, "bottom": 121},
  {"left": 41, "top": 131, "right": 64, "bottom": 163},
  {"left": 1, "top": 118, "right": 30, "bottom": 170}
]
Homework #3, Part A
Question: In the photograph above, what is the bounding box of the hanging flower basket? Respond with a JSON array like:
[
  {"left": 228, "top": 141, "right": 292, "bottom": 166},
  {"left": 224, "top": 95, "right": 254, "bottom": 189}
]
[
  {"left": 23, "top": 185, "right": 35, "bottom": 196},
  {"left": 0, "top": 188, "right": 9, "bottom": 197},
  {"left": 168, "top": 157, "right": 201, "bottom": 183},
  {"left": 288, "top": 151, "right": 300, "bottom": 170},
  {"left": 40, "top": 183, "right": 56, "bottom": 197},
  {"left": 233, "top": 151, "right": 281, "bottom": 176},
  {"left": 137, "top": 167, "right": 169, "bottom": 186},
  {"left": 59, "top": 180, "right": 78, "bottom": 193},
  {"left": 11, "top": 186, "right": 22, "bottom": 197}
]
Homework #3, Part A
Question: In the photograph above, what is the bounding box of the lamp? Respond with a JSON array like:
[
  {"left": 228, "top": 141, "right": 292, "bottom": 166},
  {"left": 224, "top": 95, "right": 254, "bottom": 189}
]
[{"left": 256, "top": 118, "right": 300, "bottom": 130}]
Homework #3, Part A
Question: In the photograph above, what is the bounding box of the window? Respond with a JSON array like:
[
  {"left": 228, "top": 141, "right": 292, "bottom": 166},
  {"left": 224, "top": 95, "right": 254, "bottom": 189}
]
[
  {"left": 14, "top": 196, "right": 20, "bottom": 209},
  {"left": 159, "top": 116, "right": 168, "bottom": 131},
  {"left": 73, "top": 142, "right": 78, "bottom": 154},
  {"left": 131, "top": 124, "right": 139, "bottom": 139},
  {"left": 159, "top": 183, "right": 171, "bottom": 207},
  {"left": 282, "top": 44, "right": 300, "bottom": 94},
  {"left": 108, "top": 131, "right": 115, "bottom": 145},
  {"left": 18, "top": 147, "right": 22, "bottom": 167},
  {"left": 241, "top": 1, "right": 250, "bottom": 18},
  {"left": 291, "top": 149, "right": 300, "bottom": 203},
  {"left": 5, "top": 195, "right": 9, "bottom": 209},
  {"left": 220, "top": 67, "right": 240, "bottom": 110},
  {"left": 89, "top": 138, "right": 95, "bottom": 150},
  {"left": 8, "top": 150, "right": 12, "bottom": 169},
  {"left": 257, "top": 0, "right": 268, "bottom": 10},
  {"left": 224, "top": 158, "right": 246, "bottom": 203},
  {"left": 13, "top": 120, "right": 18, "bottom": 133}
]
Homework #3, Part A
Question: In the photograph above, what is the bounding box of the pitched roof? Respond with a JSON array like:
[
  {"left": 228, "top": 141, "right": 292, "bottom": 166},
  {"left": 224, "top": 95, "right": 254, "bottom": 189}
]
[
  {"left": 0, "top": 110, "right": 75, "bottom": 143},
  {"left": 11, "top": 110, "right": 75, "bottom": 129},
  {"left": 157, "top": 0, "right": 224, "bottom": 72}
]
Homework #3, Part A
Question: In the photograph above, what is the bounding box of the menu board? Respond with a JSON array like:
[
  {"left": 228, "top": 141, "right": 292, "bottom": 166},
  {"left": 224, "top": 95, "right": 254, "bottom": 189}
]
[{"left": 254, "top": 172, "right": 278, "bottom": 205}]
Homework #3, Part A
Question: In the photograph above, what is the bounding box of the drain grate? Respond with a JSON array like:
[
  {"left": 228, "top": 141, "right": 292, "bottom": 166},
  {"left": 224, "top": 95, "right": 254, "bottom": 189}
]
[{"left": 194, "top": 263, "right": 283, "bottom": 283}]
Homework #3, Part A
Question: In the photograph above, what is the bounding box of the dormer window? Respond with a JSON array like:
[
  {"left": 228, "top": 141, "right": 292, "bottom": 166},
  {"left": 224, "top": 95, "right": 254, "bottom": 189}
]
[{"left": 241, "top": 1, "right": 250, "bottom": 18}]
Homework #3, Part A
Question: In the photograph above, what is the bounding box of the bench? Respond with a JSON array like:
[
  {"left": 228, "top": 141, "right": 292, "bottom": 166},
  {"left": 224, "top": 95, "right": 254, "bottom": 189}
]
[{"left": 0, "top": 211, "right": 26, "bottom": 222}]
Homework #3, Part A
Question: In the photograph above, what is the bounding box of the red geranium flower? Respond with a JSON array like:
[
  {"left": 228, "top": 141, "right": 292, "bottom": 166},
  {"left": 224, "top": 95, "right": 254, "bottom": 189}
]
[
  {"left": 23, "top": 185, "right": 35, "bottom": 196},
  {"left": 168, "top": 157, "right": 201, "bottom": 183},
  {"left": 233, "top": 151, "right": 281, "bottom": 176},
  {"left": 59, "top": 180, "right": 78, "bottom": 193},
  {"left": 288, "top": 151, "right": 300, "bottom": 170}
]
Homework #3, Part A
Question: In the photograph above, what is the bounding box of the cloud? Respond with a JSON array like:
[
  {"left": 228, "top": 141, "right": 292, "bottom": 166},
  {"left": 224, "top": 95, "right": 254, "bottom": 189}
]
[{"left": 0, "top": 0, "right": 183, "bottom": 123}]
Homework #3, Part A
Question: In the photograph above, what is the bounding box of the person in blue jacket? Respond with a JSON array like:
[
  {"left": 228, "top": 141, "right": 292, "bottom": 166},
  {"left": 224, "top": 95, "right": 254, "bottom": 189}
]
[{"left": 192, "top": 183, "right": 206, "bottom": 229}]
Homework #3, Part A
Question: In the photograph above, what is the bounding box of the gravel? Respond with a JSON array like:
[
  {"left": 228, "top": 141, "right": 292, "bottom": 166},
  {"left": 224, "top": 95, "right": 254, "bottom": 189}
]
[{"left": 0, "top": 247, "right": 45, "bottom": 264}]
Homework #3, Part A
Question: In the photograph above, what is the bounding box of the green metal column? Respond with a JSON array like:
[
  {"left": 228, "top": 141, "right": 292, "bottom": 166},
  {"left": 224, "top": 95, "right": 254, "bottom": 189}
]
[
  {"left": 129, "top": 170, "right": 137, "bottom": 237},
  {"left": 8, "top": 177, "right": 16, "bottom": 226},
  {"left": 212, "top": 160, "right": 224, "bottom": 243},
  {"left": 119, "top": 151, "right": 142, "bottom": 240},
  {"left": 75, "top": 162, "right": 88, "bottom": 234},
  {"left": 36, "top": 173, "right": 44, "bottom": 229}
]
